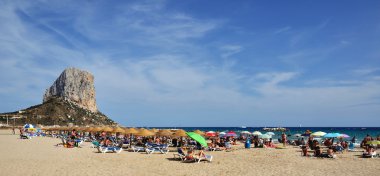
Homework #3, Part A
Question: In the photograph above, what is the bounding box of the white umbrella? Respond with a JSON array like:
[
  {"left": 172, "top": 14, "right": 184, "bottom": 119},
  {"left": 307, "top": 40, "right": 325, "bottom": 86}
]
[
  {"left": 266, "top": 132, "right": 275, "bottom": 136},
  {"left": 240, "top": 131, "right": 251, "bottom": 134},
  {"left": 259, "top": 134, "right": 272, "bottom": 139},
  {"left": 252, "top": 131, "right": 262, "bottom": 136}
]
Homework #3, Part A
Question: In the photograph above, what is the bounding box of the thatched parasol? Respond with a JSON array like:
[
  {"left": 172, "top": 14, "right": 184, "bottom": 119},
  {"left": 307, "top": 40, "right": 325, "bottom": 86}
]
[
  {"left": 112, "top": 127, "right": 125, "bottom": 133},
  {"left": 151, "top": 128, "right": 159, "bottom": 133},
  {"left": 172, "top": 129, "right": 187, "bottom": 137},
  {"left": 157, "top": 129, "right": 173, "bottom": 136},
  {"left": 136, "top": 129, "right": 155, "bottom": 136},
  {"left": 193, "top": 129, "right": 205, "bottom": 135},
  {"left": 101, "top": 126, "right": 114, "bottom": 132},
  {"left": 124, "top": 128, "right": 139, "bottom": 134}
]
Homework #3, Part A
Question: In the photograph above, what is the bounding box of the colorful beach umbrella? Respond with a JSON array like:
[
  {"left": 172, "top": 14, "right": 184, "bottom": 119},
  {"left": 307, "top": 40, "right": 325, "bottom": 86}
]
[
  {"left": 186, "top": 132, "right": 207, "bottom": 147},
  {"left": 252, "top": 131, "right": 262, "bottom": 136},
  {"left": 311, "top": 131, "right": 326, "bottom": 137},
  {"left": 366, "top": 140, "right": 380, "bottom": 145},
  {"left": 339, "top": 134, "right": 350, "bottom": 138},
  {"left": 219, "top": 132, "right": 226, "bottom": 136},
  {"left": 323, "top": 133, "right": 341, "bottom": 138},
  {"left": 23, "top": 124, "right": 34, "bottom": 129},
  {"left": 205, "top": 131, "right": 216, "bottom": 137},
  {"left": 224, "top": 131, "right": 237, "bottom": 137}
]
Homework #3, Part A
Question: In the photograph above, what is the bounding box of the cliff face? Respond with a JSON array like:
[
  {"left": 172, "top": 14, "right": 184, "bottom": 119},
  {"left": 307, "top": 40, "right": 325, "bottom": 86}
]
[
  {"left": 0, "top": 67, "right": 117, "bottom": 126},
  {"left": 43, "top": 68, "right": 98, "bottom": 112}
]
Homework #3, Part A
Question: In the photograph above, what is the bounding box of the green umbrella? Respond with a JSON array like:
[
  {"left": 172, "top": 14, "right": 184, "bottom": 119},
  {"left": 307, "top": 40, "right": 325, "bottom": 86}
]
[
  {"left": 186, "top": 132, "right": 207, "bottom": 147},
  {"left": 367, "top": 140, "right": 380, "bottom": 145}
]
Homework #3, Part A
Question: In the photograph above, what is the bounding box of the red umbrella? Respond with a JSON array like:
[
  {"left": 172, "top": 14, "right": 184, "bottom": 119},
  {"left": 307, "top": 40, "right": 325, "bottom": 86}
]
[
  {"left": 225, "top": 131, "right": 237, "bottom": 137},
  {"left": 205, "top": 131, "right": 216, "bottom": 137}
]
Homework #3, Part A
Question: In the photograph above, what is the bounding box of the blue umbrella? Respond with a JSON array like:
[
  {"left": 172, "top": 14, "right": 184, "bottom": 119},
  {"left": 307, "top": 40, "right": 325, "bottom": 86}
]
[{"left": 323, "top": 133, "right": 341, "bottom": 138}]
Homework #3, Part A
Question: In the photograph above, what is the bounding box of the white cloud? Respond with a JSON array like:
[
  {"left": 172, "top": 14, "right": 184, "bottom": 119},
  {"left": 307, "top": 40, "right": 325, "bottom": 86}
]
[{"left": 220, "top": 45, "right": 243, "bottom": 58}]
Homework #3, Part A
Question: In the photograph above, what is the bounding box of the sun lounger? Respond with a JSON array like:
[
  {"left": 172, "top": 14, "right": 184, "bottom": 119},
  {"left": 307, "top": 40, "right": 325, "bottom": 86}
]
[
  {"left": 131, "top": 145, "right": 145, "bottom": 152},
  {"left": 173, "top": 148, "right": 186, "bottom": 160},
  {"left": 146, "top": 145, "right": 169, "bottom": 154},
  {"left": 196, "top": 154, "right": 213, "bottom": 163},
  {"left": 97, "top": 146, "right": 122, "bottom": 153}
]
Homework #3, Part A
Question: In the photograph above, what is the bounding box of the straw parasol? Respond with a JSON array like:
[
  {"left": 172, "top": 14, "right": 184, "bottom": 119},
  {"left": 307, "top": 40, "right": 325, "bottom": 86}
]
[
  {"left": 101, "top": 126, "right": 114, "bottom": 132},
  {"left": 151, "top": 128, "right": 159, "bottom": 133},
  {"left": 112, "top": 127, "right": 125, "bottom": 133},
  {"left": 136, "top": 129, "right": 155, "bottom": 136},
  {"left": 157, "top": 129, "right": 173, "bottom": 136},
  {"left": 172, "top": 129, "right": 187, "bottom": 137},
  {"left": 125, "top": 128, "right": 139, "bottom": 134},
  {"left": 92, "top": 126, "right": 104, "bottom": 132},
  {"left": 193, "top": 129, "right": 204, "bottom": 135},
  {"left": 84, "top": 127, "right": 95, "bottom": 132}
]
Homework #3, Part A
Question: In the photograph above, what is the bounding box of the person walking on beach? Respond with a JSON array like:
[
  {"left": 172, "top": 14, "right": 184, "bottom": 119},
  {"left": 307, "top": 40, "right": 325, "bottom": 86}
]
[
  {"left": 281, "top": 133, "right": 287, "bottom": 147},
  {"left": 12, "top": 127, "right": 15, "bottom": 135}
]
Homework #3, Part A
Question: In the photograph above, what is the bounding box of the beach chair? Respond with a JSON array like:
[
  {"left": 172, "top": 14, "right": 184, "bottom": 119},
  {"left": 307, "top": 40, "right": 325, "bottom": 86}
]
[
  {"left": 173, "top": 148, "right": 186, "bottom": 161},
  {"left": 98, "top": 146, "right": 123, "bottom": 153},
  {"left": 196, "top": 154, "right": 213, "bottom": 163},
  {"left": 146, "top": 144, "right": 169, "bottom": 154},
  {"left": 131, "top": 145, "right": 145, "bottom": 152}
]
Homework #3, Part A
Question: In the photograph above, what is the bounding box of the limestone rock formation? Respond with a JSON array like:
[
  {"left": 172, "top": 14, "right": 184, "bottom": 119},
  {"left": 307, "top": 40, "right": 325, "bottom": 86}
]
[
  {"left": 0, "top": 67, "right": 116, "bottom": 126},
  {"left": 43, "top": 68, "right": 98, "bottom": 112}
]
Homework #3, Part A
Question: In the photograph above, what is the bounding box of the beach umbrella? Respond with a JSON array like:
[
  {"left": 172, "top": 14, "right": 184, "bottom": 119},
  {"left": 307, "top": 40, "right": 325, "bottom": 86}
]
[
  {"left": 23, "top": 124, "right": 34, "bottom": 129},
  {"left": 293, "top": 133, "right": 302, "bottom": 138},
  {"left": 311, "top": 131, "right": 326, "bottom": 137},
  {"left": 84, "top": 127, "right": 95, "bottom": 132},
  {"left": 112, "top": 127, "right": 125, "bottom": 133},
  {"left": 219, "top": 132, "right": 226, "bottom": 136},
  {"left": 124, "top": 128, "right": 139, "bottom": 134},
  {"left": 101, "top": 126, "right": 114, "bottom": 132},
  {"left": 157, "top": 129, "right": 173, "bottom": 136},
  {"left": 186, "top": 132, "right": 207, "bottom": 147},
  {"left": 339, "top": 134, "right": 350, "bottom": 138},
  {"left": 366, "top": 140, "right": 380, "bottom": 145},
  {"left": 193, "top": 130, "right": 205, "bottom": 135},
  {"left": 240, "top": 131, "right": 251, "bottom": 134},
  {"left": 265, "top": 132, "right": 275, "bottom": 136},
  {"left": 259, "top": 134, "right": 272, "bottom": 139},
  {"left": 173, "top": 129, "right": 187, "bottom": 137},
  {"left": 323, "top": 133, "right": 341, "bottom": 138},
  {"left": 205, "top": 131, "right": 216, "bottom": 137},
  {"left": 252, "top": 131, "right": 262, "bottom": 136},
  {"left": 136, "top": 129, "right": 155, "bottom": 136},
  {"left": 224, "top": 131, "right": 237, "bottom": 137},
  {"left": 151, "top": 128, "right": 159, "bottom": 133},
  {"left": 92, "top": 126, "right": 104, "bottom": 132}
]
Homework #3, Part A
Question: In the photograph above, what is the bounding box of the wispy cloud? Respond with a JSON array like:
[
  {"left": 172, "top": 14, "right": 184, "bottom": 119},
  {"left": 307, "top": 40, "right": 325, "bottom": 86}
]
[
  {"left": 220, "top": 45, "right": 243, "bottom": 58},
  {"left": 274, "top": 26, "right": 291, "bottom": 34}
]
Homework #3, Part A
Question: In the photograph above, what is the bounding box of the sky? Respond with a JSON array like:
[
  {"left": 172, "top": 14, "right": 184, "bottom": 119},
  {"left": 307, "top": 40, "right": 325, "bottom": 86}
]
[{"left": 0, "top": 0, "right": 379, "bottom": 127}]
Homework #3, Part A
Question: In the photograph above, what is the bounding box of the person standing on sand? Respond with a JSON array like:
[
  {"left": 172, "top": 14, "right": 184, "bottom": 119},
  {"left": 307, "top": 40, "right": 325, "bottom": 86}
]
[
  {"left": 281, "top": 133, "right": 287, "bottom": 147},
  {"left": 12, "top": 127, "right": 15, "bottom": 135}
]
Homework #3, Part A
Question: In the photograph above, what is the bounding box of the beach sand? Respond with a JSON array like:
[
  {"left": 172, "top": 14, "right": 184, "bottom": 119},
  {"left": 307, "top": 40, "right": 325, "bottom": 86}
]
[{"left": 0, "top": 129, "right": 379, "bottom": 176}]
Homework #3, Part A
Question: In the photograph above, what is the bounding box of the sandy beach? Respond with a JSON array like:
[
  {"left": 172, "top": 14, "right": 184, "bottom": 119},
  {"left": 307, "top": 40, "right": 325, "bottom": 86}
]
[{"left": 0, "top": 129, "right": 379, "bottom": 176}]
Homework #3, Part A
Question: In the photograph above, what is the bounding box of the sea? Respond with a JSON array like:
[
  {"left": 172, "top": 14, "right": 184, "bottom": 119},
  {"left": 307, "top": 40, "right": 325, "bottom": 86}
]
[{"left": 148, "top": 127, "right": 380, "bottom": 142}]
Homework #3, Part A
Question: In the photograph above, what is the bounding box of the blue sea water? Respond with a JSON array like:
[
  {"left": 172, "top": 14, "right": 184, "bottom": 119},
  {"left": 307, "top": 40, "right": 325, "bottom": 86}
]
[{"left": 148, "top": 127, "right": 380, "bottom": 142}]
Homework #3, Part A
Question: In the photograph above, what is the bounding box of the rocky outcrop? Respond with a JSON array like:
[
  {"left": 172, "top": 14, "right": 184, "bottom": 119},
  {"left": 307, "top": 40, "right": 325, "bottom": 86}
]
[
  {"left": 0, "top": 67, "right": 116, "bottom": 126},
  {"left": 43, "top": 68, "right": 98, "bottom": 112}
]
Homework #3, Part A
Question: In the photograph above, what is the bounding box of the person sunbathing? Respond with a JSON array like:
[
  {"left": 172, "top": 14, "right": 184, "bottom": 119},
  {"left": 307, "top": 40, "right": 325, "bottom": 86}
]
[
  {"left": 185, "top": 149, "right": 195, "bottom": 161},
  {"left": 327, "top": 147, "right": 336, "bottom": 158},
  {"left": 314, "top": 146, "right": 322, "bottom": 157}
]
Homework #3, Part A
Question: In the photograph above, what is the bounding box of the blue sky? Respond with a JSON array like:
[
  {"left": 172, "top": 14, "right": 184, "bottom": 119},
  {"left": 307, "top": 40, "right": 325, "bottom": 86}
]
[{"left": 0, "top": 0, "right": 379, "bottom": 127}]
